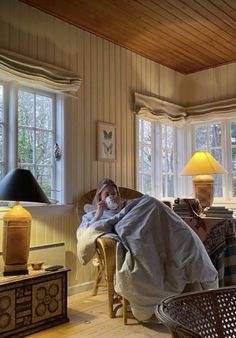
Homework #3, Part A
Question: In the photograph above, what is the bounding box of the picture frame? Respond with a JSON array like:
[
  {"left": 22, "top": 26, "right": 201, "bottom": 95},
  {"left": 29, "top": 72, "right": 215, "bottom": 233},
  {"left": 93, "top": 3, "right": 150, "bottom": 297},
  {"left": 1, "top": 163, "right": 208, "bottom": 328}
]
[{"left": 97, "top": 121, "right": 116, "bottom": 161}]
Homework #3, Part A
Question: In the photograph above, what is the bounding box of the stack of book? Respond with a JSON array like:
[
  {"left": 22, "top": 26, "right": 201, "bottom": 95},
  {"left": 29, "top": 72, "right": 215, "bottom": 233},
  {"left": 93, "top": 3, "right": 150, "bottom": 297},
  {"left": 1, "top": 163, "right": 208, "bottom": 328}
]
[
  {"left": 173, "top": 203, "right": 193, "bottom": 217},
  {"left": 204, "top": 206, "right": 234, "bottom": 218}
]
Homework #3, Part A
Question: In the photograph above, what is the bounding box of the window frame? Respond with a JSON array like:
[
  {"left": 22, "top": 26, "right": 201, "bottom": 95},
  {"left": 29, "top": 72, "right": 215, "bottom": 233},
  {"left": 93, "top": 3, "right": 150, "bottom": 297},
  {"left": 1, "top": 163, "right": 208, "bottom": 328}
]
[
  {"left": 0, "top": 79, "right": 65, "bottom": 206},
  {"left": 136, "top": 117, "right": 185, "bottom": 200},
  {"left": 136, "top": 116, "right": 236, "bottom": 207}
]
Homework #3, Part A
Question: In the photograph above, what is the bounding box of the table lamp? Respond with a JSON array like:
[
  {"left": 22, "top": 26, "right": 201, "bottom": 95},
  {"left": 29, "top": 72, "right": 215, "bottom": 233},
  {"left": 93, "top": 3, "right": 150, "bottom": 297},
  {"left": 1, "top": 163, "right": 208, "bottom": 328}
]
[
  {"left": 0, "top": 168, "right": 49, "bottom": 276},
  {"left": 180, "top": 151, "right": 224, "bottom": 209}
]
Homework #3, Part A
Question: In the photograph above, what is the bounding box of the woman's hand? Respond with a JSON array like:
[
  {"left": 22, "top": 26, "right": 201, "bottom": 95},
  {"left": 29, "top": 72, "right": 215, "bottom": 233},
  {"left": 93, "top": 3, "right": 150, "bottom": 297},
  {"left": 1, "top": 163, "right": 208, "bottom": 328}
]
[{"left": 94, "top": 199, "right": 107, "bottom": 220}]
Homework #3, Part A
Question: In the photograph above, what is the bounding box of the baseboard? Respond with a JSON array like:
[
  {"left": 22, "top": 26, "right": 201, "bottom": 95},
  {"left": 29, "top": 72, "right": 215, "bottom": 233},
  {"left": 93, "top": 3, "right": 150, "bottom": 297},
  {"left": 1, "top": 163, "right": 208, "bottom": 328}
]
[{"left": 68, "top": 281, "right": 94, "bottom": 296}]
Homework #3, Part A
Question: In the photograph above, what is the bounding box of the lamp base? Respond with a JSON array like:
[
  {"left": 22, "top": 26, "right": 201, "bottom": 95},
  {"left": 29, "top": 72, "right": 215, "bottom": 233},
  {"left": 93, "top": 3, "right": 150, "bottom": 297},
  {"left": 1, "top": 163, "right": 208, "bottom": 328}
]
[
  {"left": 3, "top": 264, "right": 29, "bottom": 276},
  {"left": 4, "top": 269, "right": 29, "bottom": 276},
  {"left": 2, "top": 204, "right": 31, "bottom": 276},
  {"left": 193, "top": 174, "right": 214, "bottom": 209}
]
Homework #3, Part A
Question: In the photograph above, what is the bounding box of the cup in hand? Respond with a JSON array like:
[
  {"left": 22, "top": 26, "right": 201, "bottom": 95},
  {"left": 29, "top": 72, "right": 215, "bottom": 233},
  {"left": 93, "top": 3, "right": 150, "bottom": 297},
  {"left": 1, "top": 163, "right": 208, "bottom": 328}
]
[{"left": 105, "top": 196, "right": 118, "bottom": 210}]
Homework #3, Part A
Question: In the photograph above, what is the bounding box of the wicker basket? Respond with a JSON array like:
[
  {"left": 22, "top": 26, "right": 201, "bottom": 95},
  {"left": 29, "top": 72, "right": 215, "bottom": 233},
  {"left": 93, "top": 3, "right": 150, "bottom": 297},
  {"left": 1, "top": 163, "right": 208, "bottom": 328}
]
[{"left": 156, "top": 286, "right": 236, "bottom": 338}]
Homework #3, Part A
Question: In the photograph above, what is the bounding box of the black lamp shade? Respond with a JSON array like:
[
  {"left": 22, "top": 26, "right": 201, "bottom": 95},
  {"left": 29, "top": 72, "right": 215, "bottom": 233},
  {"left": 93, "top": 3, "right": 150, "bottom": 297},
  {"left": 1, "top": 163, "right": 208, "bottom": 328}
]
[{"left": 0, "top": 169, "right": 50, "bottom": 203}]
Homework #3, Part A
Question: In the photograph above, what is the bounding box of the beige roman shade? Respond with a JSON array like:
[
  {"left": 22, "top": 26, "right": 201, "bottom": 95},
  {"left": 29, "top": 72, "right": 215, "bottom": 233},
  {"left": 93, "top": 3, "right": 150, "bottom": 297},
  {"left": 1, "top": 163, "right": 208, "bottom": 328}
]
[
  {"left": 135, "top": 92, "right": 236, "bottom": 127},
  {"left": 0, "top": 48, "right": 81, "bottom": 93}
]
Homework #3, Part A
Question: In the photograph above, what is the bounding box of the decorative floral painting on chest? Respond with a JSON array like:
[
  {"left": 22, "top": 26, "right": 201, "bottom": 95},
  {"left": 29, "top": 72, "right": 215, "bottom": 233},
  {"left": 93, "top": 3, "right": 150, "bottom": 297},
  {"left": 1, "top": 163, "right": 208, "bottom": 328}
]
[{"left": 97, "top": 121, "right": 116, "bottom": 161}]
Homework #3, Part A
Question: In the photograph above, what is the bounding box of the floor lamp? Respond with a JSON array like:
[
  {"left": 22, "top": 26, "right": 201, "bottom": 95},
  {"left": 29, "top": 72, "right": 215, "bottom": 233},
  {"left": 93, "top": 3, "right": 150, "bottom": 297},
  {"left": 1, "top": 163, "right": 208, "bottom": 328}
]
[
  {"left": 0, "top": 169, "right": 49, "bottom": 276},
  {"left": 181, "top": 151, "right": 224, "bottom": 209}
]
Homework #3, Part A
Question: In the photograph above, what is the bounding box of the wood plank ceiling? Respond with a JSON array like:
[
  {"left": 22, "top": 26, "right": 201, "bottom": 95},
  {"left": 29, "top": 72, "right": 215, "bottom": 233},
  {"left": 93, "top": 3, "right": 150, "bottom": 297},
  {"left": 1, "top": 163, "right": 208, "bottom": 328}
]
[{"left": 21, "top": 0, "right": 236, "bottom": 74}]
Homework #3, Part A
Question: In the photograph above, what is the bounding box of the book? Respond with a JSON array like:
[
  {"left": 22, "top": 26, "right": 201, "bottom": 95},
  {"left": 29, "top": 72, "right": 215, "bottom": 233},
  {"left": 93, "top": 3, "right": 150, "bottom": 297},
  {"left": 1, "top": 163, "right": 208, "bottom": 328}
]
[
  {"left": 205, "top": 206, "right": 234, "bottom": 218},
  {"left": 205, "top": 213, "right": 233, "bottom": 218}
]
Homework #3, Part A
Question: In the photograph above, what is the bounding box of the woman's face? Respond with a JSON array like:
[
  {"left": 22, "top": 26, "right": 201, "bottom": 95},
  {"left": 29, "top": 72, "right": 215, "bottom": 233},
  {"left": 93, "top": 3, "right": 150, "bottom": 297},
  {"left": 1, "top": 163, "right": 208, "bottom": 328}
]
[{"left": 100, "top": 185, "right": 118, "bottom": 201}]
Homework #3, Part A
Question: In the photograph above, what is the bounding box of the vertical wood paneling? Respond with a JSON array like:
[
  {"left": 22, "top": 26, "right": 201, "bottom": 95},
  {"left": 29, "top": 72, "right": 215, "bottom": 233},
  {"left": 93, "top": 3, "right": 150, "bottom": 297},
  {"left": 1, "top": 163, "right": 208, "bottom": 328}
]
[
  {"left": 185, "top": 62, "right": 236, "bottom": 106},
  {"left": 126, "top": 50, "right": 133, "bottom": 187},
  {"left": 2, "top": 0, "right": 235, "bottom": 289},
  {"left": 109, "top": 43, "right": 116, "bottom": 180},
  {"left": 115, "top": 45, "right": 122, "bottom": 185},
  {"left": 96, "top": 38, "right": 104, "bottom": 182},
  {"left": 91, "top": 35, "right": 98, "bottom": 188},
  {"left": 84, "top": 31, "right": 92, "bottom": 191},
  {"left": 120, "top": 49, "right": 127, "bottom": 186}
]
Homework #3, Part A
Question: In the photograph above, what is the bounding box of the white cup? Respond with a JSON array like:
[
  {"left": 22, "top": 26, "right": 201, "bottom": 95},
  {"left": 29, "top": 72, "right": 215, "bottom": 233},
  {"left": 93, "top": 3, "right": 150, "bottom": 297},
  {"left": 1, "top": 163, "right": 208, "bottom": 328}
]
[{"left": 105, "top": 196, "right": 118, "bottom": 210}]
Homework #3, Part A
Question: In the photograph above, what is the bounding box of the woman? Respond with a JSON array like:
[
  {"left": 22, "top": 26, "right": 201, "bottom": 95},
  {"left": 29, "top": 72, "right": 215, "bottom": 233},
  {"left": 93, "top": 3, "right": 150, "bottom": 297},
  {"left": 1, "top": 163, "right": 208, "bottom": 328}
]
[
  {"left": 77, "top": 178, "right": 218, "bottom": 322},
  {"left": 92, "top": 178, "right": 126, "bottom": 221}
]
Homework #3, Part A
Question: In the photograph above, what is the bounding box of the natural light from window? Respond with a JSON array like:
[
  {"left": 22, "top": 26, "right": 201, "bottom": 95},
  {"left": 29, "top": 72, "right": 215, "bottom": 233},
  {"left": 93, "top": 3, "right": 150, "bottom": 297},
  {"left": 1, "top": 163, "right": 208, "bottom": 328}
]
[{"left": 137, "top": 117, "right": 236, "bottom": 204}]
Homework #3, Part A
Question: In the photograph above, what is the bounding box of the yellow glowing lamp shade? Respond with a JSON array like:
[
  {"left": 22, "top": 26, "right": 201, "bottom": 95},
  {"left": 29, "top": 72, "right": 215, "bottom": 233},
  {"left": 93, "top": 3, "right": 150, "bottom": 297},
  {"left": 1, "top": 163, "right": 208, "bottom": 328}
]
[
  {"left": 181, "top": 151, "right": 224, "bottom": 209},
  {"left": 180, "top": 151, "right": 224, "bottom": 176}
]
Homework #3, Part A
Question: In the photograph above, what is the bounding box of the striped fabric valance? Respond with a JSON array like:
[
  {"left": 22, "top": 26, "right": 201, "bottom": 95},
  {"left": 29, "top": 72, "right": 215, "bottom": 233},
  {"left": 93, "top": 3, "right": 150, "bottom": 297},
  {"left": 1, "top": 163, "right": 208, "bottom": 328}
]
[
  {"left": 135, "top": 92, "right": 236, "bottom": 127},
  {"left": 0, "top": 48, "right": 81, "bottom": 93}
]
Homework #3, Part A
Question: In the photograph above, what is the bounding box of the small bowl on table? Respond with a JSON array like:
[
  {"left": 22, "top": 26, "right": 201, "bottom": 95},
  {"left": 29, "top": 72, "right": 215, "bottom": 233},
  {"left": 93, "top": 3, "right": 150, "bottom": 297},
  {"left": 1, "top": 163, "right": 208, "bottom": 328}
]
[{"left": 31, "top": 262, "right": 44, "bottom": 270}]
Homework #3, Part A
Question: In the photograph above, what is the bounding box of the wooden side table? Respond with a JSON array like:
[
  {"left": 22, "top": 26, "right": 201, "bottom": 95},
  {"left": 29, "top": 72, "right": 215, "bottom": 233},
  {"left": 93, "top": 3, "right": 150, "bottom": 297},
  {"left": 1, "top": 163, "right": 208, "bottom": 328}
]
[{"left": 0, "top": 268, "right": 69, "bottom": 337}]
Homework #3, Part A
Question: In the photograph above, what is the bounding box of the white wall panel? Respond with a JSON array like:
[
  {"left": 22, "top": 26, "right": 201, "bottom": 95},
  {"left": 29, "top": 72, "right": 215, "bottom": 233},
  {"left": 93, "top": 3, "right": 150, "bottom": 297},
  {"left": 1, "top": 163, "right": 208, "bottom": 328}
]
[{"left": 184, "top": 63, "right": 236, "bottom": 106}]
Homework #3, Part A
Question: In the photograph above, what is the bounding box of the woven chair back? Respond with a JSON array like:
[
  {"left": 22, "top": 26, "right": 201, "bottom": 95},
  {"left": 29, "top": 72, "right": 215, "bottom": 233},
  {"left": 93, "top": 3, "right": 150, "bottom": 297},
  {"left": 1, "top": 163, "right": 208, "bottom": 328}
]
[
  {"left": 76, "top": 187, "right": 143, "bottom": 222},
  {"left": 156, "top": 286, "right": 236, "bottom": 338}
]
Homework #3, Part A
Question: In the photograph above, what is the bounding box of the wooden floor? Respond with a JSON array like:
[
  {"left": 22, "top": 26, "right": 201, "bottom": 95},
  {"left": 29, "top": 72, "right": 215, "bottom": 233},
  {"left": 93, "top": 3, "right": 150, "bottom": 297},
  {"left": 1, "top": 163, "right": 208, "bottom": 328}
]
[{"left": 28, "top": 289, "right": 171, "bottom": 338}]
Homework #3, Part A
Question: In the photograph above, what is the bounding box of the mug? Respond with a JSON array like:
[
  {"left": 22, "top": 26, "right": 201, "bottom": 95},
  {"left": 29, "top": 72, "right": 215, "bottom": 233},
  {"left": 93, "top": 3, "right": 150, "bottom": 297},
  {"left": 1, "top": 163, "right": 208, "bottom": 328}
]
[{"left": 105, "top": 196, "right": 118, "bottom": 210}]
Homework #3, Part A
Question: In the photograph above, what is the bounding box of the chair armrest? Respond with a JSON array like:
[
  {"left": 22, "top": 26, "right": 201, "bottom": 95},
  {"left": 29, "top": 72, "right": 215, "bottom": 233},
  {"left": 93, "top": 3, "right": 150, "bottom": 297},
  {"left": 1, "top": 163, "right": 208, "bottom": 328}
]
[{"left": 96, "top": 237, "right": 117, "bottom": 277}]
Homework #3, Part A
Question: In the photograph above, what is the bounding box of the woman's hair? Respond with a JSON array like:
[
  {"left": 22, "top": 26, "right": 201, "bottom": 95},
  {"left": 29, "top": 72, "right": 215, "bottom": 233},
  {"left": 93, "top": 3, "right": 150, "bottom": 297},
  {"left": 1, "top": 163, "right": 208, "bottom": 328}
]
[{"left": 92, "top": 178, "right": 120, "bottom": 205}]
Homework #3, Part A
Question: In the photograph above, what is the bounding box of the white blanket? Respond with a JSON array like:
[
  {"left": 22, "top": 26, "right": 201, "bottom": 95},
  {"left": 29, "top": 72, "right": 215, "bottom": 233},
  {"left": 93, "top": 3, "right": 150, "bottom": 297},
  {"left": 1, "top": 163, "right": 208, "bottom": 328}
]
[{"left": 77, "top": 195, "right": 218, "bottom": 320}]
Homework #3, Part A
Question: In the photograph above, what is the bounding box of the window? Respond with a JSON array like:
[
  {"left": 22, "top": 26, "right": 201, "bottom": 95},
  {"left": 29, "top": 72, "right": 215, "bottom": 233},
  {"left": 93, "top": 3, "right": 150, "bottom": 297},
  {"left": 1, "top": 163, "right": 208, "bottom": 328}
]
[
  {"left": 137, "top": 117, "right": 236, "bottom": 204},
  {"left": 137, "top": 119, "right": 180, "bottom": 199},
  {"left": 18, "top": 89, "right": 55, "bottom": 197},
  {"left": 161, "top": 125, "right": 175, "bottom": 198},
  {"left": 138, "top": 119, "right": 152, "bottom": 195},
  {"left": 194, "top": 123, "right": 223, "bottom": 197},
  {"left": 0, "top": 81, "right": 64, "bottom": 204}
]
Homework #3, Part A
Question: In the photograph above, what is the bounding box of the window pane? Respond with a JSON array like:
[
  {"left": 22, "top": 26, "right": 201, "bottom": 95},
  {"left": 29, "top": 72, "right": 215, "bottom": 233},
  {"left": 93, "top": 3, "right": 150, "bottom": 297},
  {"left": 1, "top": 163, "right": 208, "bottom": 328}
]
[
  {"left": 143, "top": 120, "right": 151, "bottom": 144},
  {"left": 18, "top": 128, "right": 34, "bottom": 163},
  {"left": 232, "top": 148, "right": 236, "bottom": 171},
  {"left": 231, "top": 122, "right": 236, "bottom": 146},
  {"left": 0, "top": 165, "right": 3, "bottom": 180},
  {"left": 139, "top": 119, "right": 142, "bottom": 143},
  {"left": 163, "top": 174, "right": 174, "bottom": 198},
  {"left": 36, "top": 166, "right": 52, "bottom": 198},
  {"left": 211, "top": 149, "right": 222, "bottom": 164},
  {"left": 233, "top": 174, "right": 236, "bottom": 197},
  {"left": 0, "top": 85, "right": 3, "bottom": 122},
  {"left": 36, "top": 95, "right": 52, "bottom": 129},
  {"left": 162, "top": 125, "right": 174, "bottom": 174},
  {"left": 0, "top": 125, "right": 3, "bottom": 162},
  {"left": 195, "top": 125, "right": 207, "bottom": 150},
  {"left": 18, "top": 90, "right": 34, "bottom": 126},
  {"left": 139, "top": 174, "right": 151, "bottom": 195},
  {"left": 36, "top": 131, "right": 52, "bottom": 165},
  {"left": 209, "top": 123, "right": 221, "bottom": 147},
  {"left": 214, "top": 174, "right": 222, "bottom": 197},
  {"left": 17, "top": 88, "right": 56, "bottom": 200},
  {"left": 142, "top": 146, "right": 151, "bottom": 172}
]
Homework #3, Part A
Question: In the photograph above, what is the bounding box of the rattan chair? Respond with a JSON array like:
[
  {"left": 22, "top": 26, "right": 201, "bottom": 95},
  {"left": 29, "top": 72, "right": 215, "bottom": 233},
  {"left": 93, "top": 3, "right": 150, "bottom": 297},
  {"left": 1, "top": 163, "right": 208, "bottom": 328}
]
[
  {"left": 76, "top": 187, "right": 143, "bottom": 323},
  {"left": 156, "top": 286, "right": 236, "bottom": 338}
]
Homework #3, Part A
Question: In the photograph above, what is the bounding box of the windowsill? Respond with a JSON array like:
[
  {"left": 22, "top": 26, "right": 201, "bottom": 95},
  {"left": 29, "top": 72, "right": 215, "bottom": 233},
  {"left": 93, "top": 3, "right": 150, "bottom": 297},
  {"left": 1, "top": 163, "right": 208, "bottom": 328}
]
[{"left": 0, "top": 203, "right": 74, "bottom": 217}]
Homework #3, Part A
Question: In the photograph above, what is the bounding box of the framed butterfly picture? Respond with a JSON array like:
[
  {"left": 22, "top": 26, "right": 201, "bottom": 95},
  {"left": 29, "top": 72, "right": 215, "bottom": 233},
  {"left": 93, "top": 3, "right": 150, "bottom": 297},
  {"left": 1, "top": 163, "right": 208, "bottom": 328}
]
[{"left": 97, "top": 121, "right": 116, "bottom": 161}]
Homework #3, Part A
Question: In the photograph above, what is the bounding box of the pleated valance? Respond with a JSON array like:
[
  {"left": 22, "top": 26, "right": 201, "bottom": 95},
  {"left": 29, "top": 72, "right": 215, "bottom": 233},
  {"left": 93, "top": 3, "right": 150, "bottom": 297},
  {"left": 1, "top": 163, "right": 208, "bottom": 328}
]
[
  {"left": 0, "top": 48, "right": 81, "bottom": 93},
  {"left": 135, "top": 92, "right": 236, "bottom": 127}
]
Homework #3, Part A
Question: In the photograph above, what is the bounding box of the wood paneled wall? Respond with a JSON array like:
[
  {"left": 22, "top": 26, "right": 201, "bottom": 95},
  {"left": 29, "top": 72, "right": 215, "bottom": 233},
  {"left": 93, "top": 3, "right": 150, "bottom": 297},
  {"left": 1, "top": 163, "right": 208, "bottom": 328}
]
[
  {"left": 0, "top": 0, "right": 235, "bottom": 291},
  {"left": 184, "top": 63, "right": 236, "bottom": 106}
]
